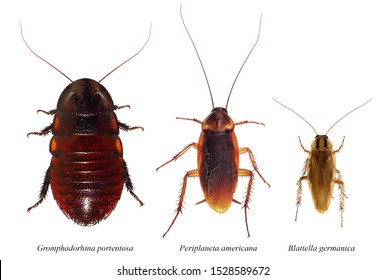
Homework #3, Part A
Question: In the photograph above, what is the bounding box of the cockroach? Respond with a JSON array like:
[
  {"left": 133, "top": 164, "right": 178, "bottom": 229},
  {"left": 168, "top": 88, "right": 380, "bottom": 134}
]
[
  {"left": 22, "top": 23, "right": 151, "bottom": 226},
  {"left": 156, "top": 6, "right": 270, "bottom": 238},
  {"left": 273, "top": 98, "right": 371, "bottom": 227}
]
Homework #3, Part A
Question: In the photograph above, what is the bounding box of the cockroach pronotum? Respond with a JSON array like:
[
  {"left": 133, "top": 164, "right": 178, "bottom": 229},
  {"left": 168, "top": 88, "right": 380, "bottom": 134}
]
[
  {"left": 156, "top": 6, "right": 270, "bottom": 238},
  {"left": 22, "top": 23, "right": 151, "bottom": 226},
  {"left": 273, "top": 98, "right": 371, "bottom": 227}
]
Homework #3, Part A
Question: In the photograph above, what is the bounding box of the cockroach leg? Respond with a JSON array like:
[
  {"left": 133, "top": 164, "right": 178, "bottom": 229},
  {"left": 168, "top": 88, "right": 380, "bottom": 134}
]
[
  {"left": 239, "top": 147, "right": 271, "bottom": 187},
  {"left": 334, "top": 136, "right": 345, "bottom": 154},
  {"left": 27, "top": 124, "right": 53, "bottom": 137},
  {"left": 295, "top": 156, "right": 309, "bottom": 221},
  {"left": 115, "top": 105, "right": 131, "bottom": 110},
  {"left": 156, "top": 143, "right": 198, "bottom": 171},
  {"left": 162, "top": 169, "right": 199, "bottom": 238},
  {"left": 235, "top": 120, "right": 265, "bottom": 126},
  {"left": 176, "top": 117, "right": 203, "bottom": 124},
  {"left": 27, "top": 166, "right": 51, "bottom": 212},
  {"left": 123, "top": 161, "right": 144, "bottom": 207},
  {"left": 37, "top": 109, "right": 56, "bottom": 115},
  {"left": 118, "top": 121, "right": 144, "bottom": 132},
  {"left": 295, "top": 171, "right": 308, "bottom": 222},
  {"left": 335, "top": 169, "right": 345, "bottom": 227},
  {"left": 298, "top": 136, "right": 310, "bottom": 154},
  {"left": 195, "top": 199, "right": 206, "bottom": 205},
  {"left": 239, "top": 168, "right": 254, "bottom": 238},
  {"left": 232, "top": 199, "right": 242, "bottom": 205}
]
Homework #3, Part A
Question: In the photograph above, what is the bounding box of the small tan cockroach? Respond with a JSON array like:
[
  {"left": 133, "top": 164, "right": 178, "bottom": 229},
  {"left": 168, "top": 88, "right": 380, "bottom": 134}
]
[
  {"left": 156, "top": 6, "right": 269, "bottom": 238},
  {"left": 273, "top": 98, "right": 371, "bottom": 227}
]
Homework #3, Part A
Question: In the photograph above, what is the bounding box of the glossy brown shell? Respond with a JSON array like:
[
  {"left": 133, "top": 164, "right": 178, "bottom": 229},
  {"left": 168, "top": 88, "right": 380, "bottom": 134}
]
[
  {"left": 50, "top": 78, "right": 125, "bottom": 225},
  {"left": 307, "top": 135, "right": 336, "bottom": 213},
  {"left": 198, "top": 107, "right": 239, "bottom": 213}
]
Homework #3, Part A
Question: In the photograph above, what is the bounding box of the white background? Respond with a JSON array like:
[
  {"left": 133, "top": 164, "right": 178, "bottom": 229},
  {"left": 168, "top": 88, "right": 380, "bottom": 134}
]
[{"left": 1, "top": 0, "right": 384, "bottom": 279}]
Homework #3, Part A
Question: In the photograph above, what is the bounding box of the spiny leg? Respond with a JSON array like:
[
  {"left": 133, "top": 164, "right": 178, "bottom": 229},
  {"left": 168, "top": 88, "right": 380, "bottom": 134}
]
[
  {"left": 115, "top": 105, "right": 144, "bottom": 131},
  {"left": 235, "top": 120, "right": 265, "bottom": 126},
  {"left": 118, "top": 121, "right": 144, "bottom": 132},
  {"left": 123, "top": 160, "right": 144, "bottom": 206},
  {"left": 296, "top": 135, "right": 311, "bottom": 220},
  {"left": 36, "top": 109, "right": 56, "bottom": 115},
  {"left": 295, "top": 156, "right": 309, "bottom": 222},
  {"left": 27, "top": 108, "right": 56, "bottom": 136},
  {"left": 295, "top": 177, "right": 305, "bottom": 221},
  {"left": 335, "top": 169, "right": 345, "bottom": 227},
  {"left": 334, "top": 136, "right": 345, "bottom": 154},
  {"left": 239, "top": 147, "right": 270, "bottom": 187},
  {"left": 176, "top": 117, "right": 203, "bottom": 124},
  {"left": 238, "top": 169, "right": 254, "bottom": 238},
  {"left": 27, "top": 124, "right": 53, "bottom": 137},
  {"left": 163, "top": 169, "right": 199, "bottom": 238},
  {"left": 156, "top": 117, "right": 200, "bottom": 171},
  {"left": 156, "top": 143, "right": 198, "bottom": 171},
  {"left": 27, "top": 166, "right": 51, "bottom": 212},
  {"left": 115, "top": 105, "right": 131, "bottom": 110},
  {"left": 298, "top": 136, "right": 310, "bottom": 154}
]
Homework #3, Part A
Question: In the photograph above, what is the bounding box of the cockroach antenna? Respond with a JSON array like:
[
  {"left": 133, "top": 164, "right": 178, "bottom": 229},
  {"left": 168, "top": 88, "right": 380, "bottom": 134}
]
[
  {"left": 273, "top": 98, "right": 319, "bottom": 135},
  {"left": 226, "top": 14, "right": 263, "bottom": 110},
  {"left": 20, "top": 23, "right": 73, "bottom": 82},
  {"left": 325, "top": 98, "right": 372, "bottom": 135},
  {"left": 99, "top": 22, "right": 152, "bottom": 83}
]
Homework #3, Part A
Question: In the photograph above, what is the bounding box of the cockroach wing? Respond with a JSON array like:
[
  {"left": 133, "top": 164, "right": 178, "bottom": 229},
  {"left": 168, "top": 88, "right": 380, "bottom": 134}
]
[
  {"left": 198, "top": 131, "right": 239, "bottom": 213},
  {"left": 307, "top": 150, "right": 336, "bottom": 213}
]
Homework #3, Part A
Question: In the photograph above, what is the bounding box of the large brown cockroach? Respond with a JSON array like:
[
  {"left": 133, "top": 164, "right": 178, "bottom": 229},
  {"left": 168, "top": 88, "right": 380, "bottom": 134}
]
[
  {"left": 273, "top": 98, "right": 371, "bottom": 227},
  {"left": 22, "top": 23, "right": 151, "bottom": 226},
  {"left": 157, "top": 7, "right": 270, "bottom": 238}
]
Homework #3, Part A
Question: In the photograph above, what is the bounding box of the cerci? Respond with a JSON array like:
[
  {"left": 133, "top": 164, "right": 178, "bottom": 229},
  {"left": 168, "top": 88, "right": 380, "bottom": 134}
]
[{"left": 22, "top": 24, "right": 151, "bottom": 225}]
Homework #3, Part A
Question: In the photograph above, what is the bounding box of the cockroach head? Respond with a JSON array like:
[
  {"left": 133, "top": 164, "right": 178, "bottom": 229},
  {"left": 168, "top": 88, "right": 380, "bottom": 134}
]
[
  {"left": 311, "top": 135, "right": 332, "bottom": 151},
  {"left": 202, "top": 107, "right": 235, "bottom": 133},
  {"left": 57, "top": 78, "right": 115, "bottom": 114}
]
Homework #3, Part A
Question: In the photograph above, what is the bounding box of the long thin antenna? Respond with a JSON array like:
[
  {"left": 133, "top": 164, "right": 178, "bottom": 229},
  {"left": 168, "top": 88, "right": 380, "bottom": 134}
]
[
  {"left": 226, "top": 14, "right": 263, "bottom": 110},
  {"left": 273, "top": 98, "right": 319, "bottom": 135},
  {"left": 99, "top": 23, "right": 152, "bottom": 83},
  {"left": 180, "top": 5, "right": 215, "bottom": 109},
  {"left": 325, "top": 99, "right": 372, "bottom": 135},
  {"left": 20, "top": 23, "right": 73, "bottom": 82}
]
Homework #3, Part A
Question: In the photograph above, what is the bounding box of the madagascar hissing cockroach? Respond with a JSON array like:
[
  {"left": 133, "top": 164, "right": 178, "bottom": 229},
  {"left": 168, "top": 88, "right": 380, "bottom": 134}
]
[
  {"left": 273, "top": 98, "right": 371, "bottom": 227},
  {"left": 156, "top": 6, "right": 270, "bottom": 238},
  {"left": 22, "top": 23, "right": 151, "bottom": 226}
]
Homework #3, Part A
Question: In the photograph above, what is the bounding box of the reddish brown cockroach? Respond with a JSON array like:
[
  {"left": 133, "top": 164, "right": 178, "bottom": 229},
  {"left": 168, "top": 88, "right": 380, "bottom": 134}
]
[
  {"left": 23, "top": 23, "right": 151, "bottom": 225},
  {"left": 273, "top": 98, "right": 371, "bottom": 227},
  {"left": 157, "top": 7, "right": 270, "bottom": 238}
]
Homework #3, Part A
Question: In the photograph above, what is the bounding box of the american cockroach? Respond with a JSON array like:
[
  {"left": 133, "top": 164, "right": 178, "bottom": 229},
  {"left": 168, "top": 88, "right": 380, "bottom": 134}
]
[
  {"left": 273, "top": 98, "right": 371, "bottom": 227},
  {"left": 23, "top": 23, "right": 151, "bottom": 226},
  {"left": 156, "top": 7, "right": 270, "bottom": 238}
]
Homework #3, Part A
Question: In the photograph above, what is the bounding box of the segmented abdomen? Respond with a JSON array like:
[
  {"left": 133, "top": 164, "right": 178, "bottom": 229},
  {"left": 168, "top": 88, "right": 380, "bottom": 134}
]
[{"left": 49, "top": 133, "right": 125, "bottom": 226}]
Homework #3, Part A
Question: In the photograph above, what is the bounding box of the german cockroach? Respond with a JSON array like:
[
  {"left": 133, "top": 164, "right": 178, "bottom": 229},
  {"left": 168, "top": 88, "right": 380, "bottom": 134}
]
[
  {"left": 23, "top": 23, "right": 151, "bottom": 225},
  {"left": 156, "top": 7, "right": 270, "bottom": 238},
  {"left": 273, "top": 98, "right": 371, "bottom": 227}
]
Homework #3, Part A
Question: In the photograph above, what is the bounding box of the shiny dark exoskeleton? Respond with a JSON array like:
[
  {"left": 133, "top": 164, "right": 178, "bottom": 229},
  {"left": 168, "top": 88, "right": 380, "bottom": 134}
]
[
  {"left": 28, "top": 79, "right": 144, "bottom": 225},
  {"left": 198, "top": 107, "right": 239, "bottom": 213},
  {"left": 22, "top": 23, "right": 151, "bottom": 225}
]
